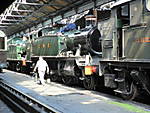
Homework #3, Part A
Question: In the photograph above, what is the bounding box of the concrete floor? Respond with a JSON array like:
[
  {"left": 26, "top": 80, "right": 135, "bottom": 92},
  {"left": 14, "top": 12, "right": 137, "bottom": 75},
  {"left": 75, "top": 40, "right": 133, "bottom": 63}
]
[{"left": 0, "top": 69, "right": 150, "bottom": 113}]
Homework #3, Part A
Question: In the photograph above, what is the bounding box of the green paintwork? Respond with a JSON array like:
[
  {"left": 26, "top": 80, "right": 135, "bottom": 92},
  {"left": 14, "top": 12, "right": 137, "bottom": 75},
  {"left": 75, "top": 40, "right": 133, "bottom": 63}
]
[
  {"left": 109, "top": 101, "right": 150, "bottom": 113},
  {"left": 32, "top": 27, "right": 78, "bottom": 57},
  {"left": 8, "top": 45, "right": 23, "bottom": 60},
  {"left": 7, "top": 37, "right": 29, "bottom": 60},
  {"left": 32, "top": 35, "right": 66, "bottom": 56}
]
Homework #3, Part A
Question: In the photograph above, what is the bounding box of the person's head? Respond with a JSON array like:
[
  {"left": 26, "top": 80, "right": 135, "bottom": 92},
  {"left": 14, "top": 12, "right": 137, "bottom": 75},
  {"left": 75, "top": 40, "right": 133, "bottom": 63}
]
[{"left": 39, "top": 56, "right": 43, "bottom": 60}]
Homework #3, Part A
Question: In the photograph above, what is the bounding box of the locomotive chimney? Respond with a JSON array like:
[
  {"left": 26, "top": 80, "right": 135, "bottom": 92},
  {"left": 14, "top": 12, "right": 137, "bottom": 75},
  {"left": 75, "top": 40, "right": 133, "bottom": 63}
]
[{"left": 85, "top": 15, "right": 97, "bottom": 28}]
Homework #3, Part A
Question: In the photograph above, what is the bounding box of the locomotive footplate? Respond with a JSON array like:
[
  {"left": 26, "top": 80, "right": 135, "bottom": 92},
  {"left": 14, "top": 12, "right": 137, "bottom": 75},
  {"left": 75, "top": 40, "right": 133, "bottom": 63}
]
[
  {"left": 100, "top": 60, "right": 150, "bottom": 99},
  {"left": 31, "top": 56, "right": 77, "bottom": 61},
  {"left": 100, "top": 60, "right": 150, "bottom": 69}
]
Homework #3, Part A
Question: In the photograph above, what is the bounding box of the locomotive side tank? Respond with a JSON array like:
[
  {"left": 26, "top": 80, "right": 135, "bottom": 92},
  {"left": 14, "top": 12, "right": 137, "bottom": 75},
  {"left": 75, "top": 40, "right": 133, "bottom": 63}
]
[
  {"left": 7, "top": 36, "right": 31, "bottom": 73},
  {"left": 100, "top": 0, "right": 150, "bottom": 100}
]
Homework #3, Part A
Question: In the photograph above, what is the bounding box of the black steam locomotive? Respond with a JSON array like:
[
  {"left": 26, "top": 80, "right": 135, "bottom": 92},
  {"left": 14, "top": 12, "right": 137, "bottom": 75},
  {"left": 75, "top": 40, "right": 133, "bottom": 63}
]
[{"left": 30, "top": 14, "right": 101, "bottom": 90}]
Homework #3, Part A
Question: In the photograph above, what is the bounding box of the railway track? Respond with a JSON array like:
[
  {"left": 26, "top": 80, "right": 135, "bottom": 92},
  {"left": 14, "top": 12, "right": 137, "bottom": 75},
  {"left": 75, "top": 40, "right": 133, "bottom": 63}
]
[{"left": 0, "top": 79, "right": 60, "bottom": 113}]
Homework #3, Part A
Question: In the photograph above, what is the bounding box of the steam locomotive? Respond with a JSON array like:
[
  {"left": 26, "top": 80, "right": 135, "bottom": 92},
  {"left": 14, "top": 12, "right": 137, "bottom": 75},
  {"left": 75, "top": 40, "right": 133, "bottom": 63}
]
[
  {"left": 99, "top": 0, "right": 150, "bottom": 100},
  {"left": 31, "top": 15, "right": 101, "bottom": 89},
  {"left": 7, "top": 11, "right": 102, "bottom": 90},
  {"left": 0, "top": 30, "right": 7, "bottom": 72},
  {"left": 7, "top": 36, "right": 32, "bottom": 73},
  {"left": 7, "top": 0, "right": 150, "bottom": 100}
]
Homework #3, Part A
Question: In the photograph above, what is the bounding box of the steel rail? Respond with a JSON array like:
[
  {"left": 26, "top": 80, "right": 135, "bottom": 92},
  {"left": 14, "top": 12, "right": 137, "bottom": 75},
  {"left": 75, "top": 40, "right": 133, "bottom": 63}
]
[{"left": 0, "top": 79, "right": 61, "bottom": 113}]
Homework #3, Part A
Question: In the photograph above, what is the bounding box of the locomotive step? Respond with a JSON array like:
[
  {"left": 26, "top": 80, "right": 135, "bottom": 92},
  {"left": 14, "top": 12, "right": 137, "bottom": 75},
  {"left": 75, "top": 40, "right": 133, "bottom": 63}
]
[
  {"left": 115, "top": 78, "right": 125, "bottom": 82},
  {"left": 114, "top": 89, "right": 130, "bottom": 95},
  {"left": 114, "top": 89, "right": 126, "bottom": 94}
]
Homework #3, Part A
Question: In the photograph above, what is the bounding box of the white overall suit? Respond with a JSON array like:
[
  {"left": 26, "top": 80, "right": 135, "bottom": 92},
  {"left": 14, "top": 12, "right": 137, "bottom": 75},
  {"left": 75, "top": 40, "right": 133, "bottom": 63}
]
[{"left": 34, "top": 57, "right": 49, "bottom": 85}]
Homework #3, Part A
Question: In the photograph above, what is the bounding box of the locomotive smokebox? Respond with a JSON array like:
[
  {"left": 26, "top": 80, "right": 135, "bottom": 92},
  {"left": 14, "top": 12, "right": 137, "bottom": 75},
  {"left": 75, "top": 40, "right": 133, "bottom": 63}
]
[
  {"left": 65, "top": 15, "right": 101, "bottom": 55},
  {"left": 66, "top": 27, "right": 101, "bottom": 55}
]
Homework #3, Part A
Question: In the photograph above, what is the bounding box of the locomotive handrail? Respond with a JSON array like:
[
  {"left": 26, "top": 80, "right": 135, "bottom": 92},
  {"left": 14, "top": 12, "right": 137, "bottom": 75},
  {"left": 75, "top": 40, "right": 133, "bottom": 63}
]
[{"left": 122, "top": 23, "right": 147, "bottom": 29}]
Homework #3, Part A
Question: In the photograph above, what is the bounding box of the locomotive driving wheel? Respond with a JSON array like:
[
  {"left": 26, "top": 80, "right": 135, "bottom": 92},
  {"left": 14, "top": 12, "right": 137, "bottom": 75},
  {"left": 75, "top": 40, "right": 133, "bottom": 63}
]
[
  {"left": 50, "top": 74, "right": 59, "bottom": 82},
  {"left": 16, "top": 62, "right": 21, "bottom": 72},
  {"left": 62, "top": 76, "right": 73, "bottom": 85},
  {"left": 83, "top": 76, "right": 96, "bottom": 90},
  {"left": 121, "top": 82, "right": 138, "bottom": 100}
]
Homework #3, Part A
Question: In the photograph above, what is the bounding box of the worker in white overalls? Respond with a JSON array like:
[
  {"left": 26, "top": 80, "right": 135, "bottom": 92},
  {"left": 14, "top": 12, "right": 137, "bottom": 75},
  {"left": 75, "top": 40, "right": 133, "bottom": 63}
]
[{"left": 33, "top": 57, "right": 49, "bottom": 85}]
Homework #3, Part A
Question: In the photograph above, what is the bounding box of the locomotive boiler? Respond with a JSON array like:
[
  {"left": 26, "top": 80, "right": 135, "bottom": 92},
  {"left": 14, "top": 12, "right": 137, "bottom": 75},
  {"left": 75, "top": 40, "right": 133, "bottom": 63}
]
[{"left": 100, "top": 0, "right": 150, "bottom": 100}]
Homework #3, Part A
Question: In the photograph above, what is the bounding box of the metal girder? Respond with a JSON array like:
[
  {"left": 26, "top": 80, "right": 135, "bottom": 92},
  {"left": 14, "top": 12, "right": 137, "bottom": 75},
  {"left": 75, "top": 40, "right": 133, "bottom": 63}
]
[
  {"left": 2, "top": 19, "right": 23, "bottom": 22},
  {"left": 0, "top": 23, "right": 13, "bottom": 25},
  {"left": 0, "top": 0, "right": 115, "bottom": 36},
  {"left": 13, "top": 9, "right": 34, "bottom": 12},
  {"left": 16, "top": 2, "right": 44, "bottom": 6},
  {"left": 44, "top": 3, "right": 66, "bottom": 7},
  {"left": 6, "top": 15, "right": 27, "bottom": 18},
  {"left": 0, "top": 26, "right": 8, "bottom": 28}
]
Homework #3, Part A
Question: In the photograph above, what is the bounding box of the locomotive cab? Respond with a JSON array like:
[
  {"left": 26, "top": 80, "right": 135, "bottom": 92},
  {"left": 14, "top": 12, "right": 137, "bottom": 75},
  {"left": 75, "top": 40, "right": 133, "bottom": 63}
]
[{"left": 100, "top": 0, "right": 150, "bottom": 100}]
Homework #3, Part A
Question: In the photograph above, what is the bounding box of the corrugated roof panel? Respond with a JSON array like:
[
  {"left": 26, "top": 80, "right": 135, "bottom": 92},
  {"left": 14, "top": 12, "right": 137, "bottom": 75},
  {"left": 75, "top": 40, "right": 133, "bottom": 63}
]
[
  {"left": 28, "top": 17, "right": 38, "bottom": 21},
  {"left": 0, "top": 0, "right": 113, "bottom": 36},
  {"left": 43, "top": 5, "right": 57, "bottom": 12},
  {"left": 34, "top": 12, "right": 46, "bottom": 17},
  {"left": 52, "top": 0, "right": 69, "bottom": 6}
]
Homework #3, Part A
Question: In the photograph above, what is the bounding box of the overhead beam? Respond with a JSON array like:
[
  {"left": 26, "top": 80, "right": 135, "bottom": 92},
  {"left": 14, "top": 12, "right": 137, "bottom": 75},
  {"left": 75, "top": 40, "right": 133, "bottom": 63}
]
[
  {"left": 6, "top": 15, "right": 27, "bottom": 18},
  {"left": 44, "top": 3, "right": 66, "bottom": 7},
  {"left": 0, "top": 23, "right": 13, "bottom": 25},
  {"left": 16, "top": 2, "right": 44, "bottom": 6},
  {"left": 2, "top": 19, "right": 23, "bottom": 22},
  {"left": 13, "top": 9, "right": 34, "bottom": 13},
  {"left": 0, "top": 26, "right": 8, "bottom": 27}
]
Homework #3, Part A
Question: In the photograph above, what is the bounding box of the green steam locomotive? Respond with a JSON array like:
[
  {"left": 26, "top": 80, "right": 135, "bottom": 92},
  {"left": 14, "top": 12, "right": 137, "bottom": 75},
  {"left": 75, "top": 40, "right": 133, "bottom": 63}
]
[{"left": 7, "top": 36, "right": 32, "bottom": 73}]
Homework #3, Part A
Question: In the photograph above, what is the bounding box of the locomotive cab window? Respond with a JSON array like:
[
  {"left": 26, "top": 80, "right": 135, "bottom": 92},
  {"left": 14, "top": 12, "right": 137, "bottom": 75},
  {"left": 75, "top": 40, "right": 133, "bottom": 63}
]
[
  {"left": 0, "top": 37, "right": 4, "bottom": 49},
  {"left": 117, "top": 4, "right": 130, "bottom": 27},
  {"left": 146, "top": 0, "right": 150, "bottom": 11}
]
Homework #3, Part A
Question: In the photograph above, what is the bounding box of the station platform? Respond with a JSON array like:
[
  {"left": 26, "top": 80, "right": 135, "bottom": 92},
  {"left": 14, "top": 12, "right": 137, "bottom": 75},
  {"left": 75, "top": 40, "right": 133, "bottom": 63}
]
[{"left": 0, "top": 69, "right": 150, "bottom": 113}]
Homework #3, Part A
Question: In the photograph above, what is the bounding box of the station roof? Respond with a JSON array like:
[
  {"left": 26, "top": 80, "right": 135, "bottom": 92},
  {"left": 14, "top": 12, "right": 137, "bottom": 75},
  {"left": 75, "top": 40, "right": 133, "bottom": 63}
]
[
  {"left": 111, "top": 0, "right": 131, "bottom": 8},
  {"left": 0, "top": 0, "right": 91, "bottom": 36}
]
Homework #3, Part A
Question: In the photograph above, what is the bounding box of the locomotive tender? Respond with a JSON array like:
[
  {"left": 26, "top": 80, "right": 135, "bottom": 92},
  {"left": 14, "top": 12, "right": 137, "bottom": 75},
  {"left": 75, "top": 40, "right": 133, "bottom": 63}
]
[{"left": 100, "top": 0, "right": 150, "bottom": 100}]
